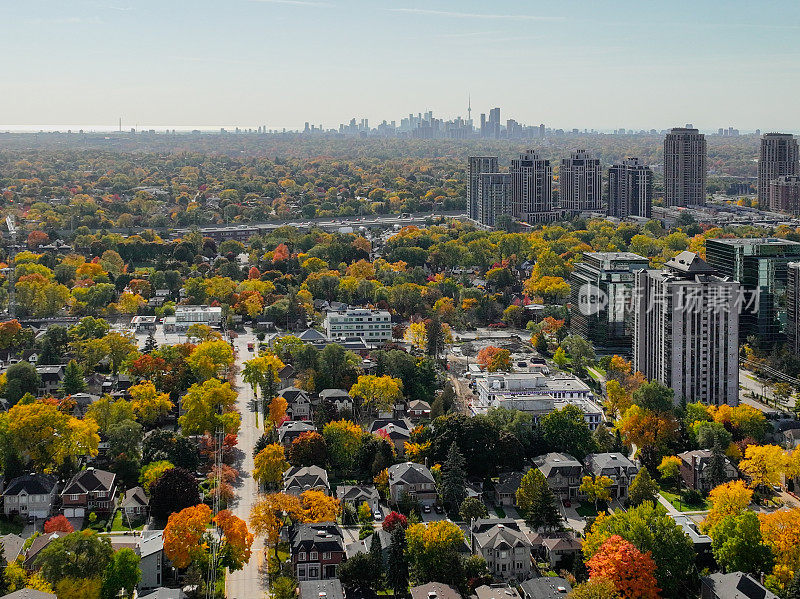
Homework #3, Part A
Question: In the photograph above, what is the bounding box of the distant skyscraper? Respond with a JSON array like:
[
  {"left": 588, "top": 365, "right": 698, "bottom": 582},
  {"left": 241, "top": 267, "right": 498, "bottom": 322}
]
[
  {"left": 759, "top": 133, "right": 799, "bottom": 208},
  {"left": 488, "top": 107, "right": 501, "bottom": 139},
  {"left": 633, "top": 251, "right": 740, "bottom": 406},
  {"left": 664, "top": 126, "right": 707, "bottom": 207},
  {"left": 705, "top": 237, "right": 800, "bottom": 346},
  {"left": 559, "top": 150, "right": 602, "bottom": 212},
  {"left": 608, "top": 158, "right": 653, "bottom": 218},
  {"left": 788, "top": 262, "right": 800, "bottom": 355},
  {"left": 770, "top": 175, "right": 800, "bottom": 216},
  {"left": 510, "top": 150, "right": 552, "bottom": 219},
  {"left": 476, "top": 173, "right": 511, "bottom": 228},
  {"left": 468, "top": 156, "right": 498, "bottom": 221}
]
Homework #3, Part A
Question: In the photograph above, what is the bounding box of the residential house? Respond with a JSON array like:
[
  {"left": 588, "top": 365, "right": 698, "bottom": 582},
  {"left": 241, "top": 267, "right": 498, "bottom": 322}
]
[
  {"left": 1, "top": 590, "right": 57, "bottom": 599},
  {"left": 318, "top": 389, "right": 353, "bottom": 414},
  {"left": 283, "top": 466, "right": 330, "bottom": 496},
  {"left": 277, "top": 421, "right": 317, "bottom": 448},
  {"left": 281, "top": 387, "right": 313, "bottom": 421},
  {"left": 289, "top": 522, "right": 345, "bottom": 581},
  {"left": 410, "top": 583, "right": 462, "bottom": 599},
  {"left": 35, "top": 365, "right": 65, "bottom": 396},
  {"left": 345, "top": 529, "right": 392, "bottom": 567},
  {"left": 474, "top": 584, "right": 522, "bottom": 599},
  {"left": 470, "top": 519, "right": 533, "bottom": 581},
  {"left": 407, "top": 400, "right": 431, "bottom": 418},
  {"left": 493, "top": 472, "right": 524, "bottom": 507},
  {"left": 540, "top": 534, "right": 582, "bottom": 568},
  {"left": 23, "top": 532, "right": 63, "bottom": 569},
  {"left": 701, "top": 572, "right": 779, "bottom": 599},
  {"left": 299, "top": 580, "right": 345, "bottom": 599},
  {"left": 120, "top": 486, "right": 149, "bottom": 521},
  {"left": 3, "top": 474, "right": 57, "bottom": 519},
  {"left": 139, "top": 531, "right": 166, "bottom": 592},
  {"left": 70, "top": 393, "right": 100, "bottom": 417},
  {"left": 533, "top": 453, "right": 583, "bottom": 499},
  {"left": 387, "top": 462, "right": 437, "bottom": 507},
  {"left": 583, "top": 453, "right": 639, "bottom": 499},
  {"left": 670, "top": 514, "right": 713, "bottom": 567},
  {"left": 519, "top": 578, "right": 572, "bottom": 599},
  {"left": 336, "top": 485, "right": 380, "bottom": 512},
  {"left": 60, "top": 467, "right": 117, "bottom": 517},
  {"left": 0, "top": 534, "right": 24, "bottom": 566},
  {"left": 369, "top": 418, "right": 413, "bottom": 454},
  {"left": 678, "top": 449, "right": 738, "bottom": 493}
]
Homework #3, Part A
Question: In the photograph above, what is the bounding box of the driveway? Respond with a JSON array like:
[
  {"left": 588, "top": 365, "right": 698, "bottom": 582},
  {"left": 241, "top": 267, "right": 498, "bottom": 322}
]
[{"left": 226, "top": 329, "right": 269, "bottom": 599}]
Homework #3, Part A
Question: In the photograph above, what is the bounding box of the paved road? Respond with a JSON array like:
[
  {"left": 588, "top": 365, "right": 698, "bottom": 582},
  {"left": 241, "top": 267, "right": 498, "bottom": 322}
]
[{"left": 226, "top": 329, "right": 268, "bottom": 599}]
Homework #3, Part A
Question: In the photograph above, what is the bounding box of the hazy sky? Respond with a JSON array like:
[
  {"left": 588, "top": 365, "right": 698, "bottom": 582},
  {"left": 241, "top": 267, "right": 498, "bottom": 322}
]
[{"left": 3, "top": 0, "right": 799, "bottom": 131}]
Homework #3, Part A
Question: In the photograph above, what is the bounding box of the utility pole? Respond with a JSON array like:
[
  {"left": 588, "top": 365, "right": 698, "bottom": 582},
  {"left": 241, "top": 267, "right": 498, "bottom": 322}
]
[
  {"left": 6, "top": 215, "right": 17, "bottom": 319},
  {"left": 206, "top": 427, "right": 224, "bottom": 599}
]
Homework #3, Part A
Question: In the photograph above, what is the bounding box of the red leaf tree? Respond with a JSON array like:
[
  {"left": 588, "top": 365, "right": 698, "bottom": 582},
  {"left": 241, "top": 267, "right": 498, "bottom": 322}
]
[{"left": 587, "top": 535, "right": 660, "bottom": 599}]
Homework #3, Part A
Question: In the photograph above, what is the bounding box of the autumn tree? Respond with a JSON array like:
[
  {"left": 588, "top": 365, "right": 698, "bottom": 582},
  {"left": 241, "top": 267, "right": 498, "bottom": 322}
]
[
  {"left": 738, "top": 444, "right": 787, "bottom": 489},
  {"left": 476, "top": 346, "right": 512, "bottom": 372},
  {"left": 268, "top": 396, "right": 288, "bottom": 428},
  {"left": 568, "top": 579, "right": 620, "bottom": 599},
  {"left": 44, "top": 515, "right": 74, "bottom": 534},
  {"left": 587, "top": 535, "right": 660, "bottom": 599},
  {"left": 250, "top": 493, "right": 303, "bottom": 555},
  {"left": 382, "top": 511, "right": 409, "bottom": 532},
  {"left": 214, "top": 509, "right": 255, "bottom": 571},
  {"left": 289, "top": 431, "right": 327, "bottom": 467},
  {"left": 322, "top": 419, "right": 363, "bottom": 475},
  {"left": 300, "top": 489, "right": 342, "bottom": 522},
  {"left": 350, "top": 374, "right": 403, "bottom": 414},
  {"left": 149, "top": 467, "right": 200, "bottom": 521},
  {"left": 406, "top": 520, "right": 464, "bottom": 586},
  {"left": 253, "top": 443, "right": 289, "bottom": 489},
  {"left": 703, "top": 480, "right": 753, "bottom": 532},
  {"left": 404, "top": 321, "right": 428, "bottom": 354},
  {"left": 628, "top": 469, "right": 659, "bottom": 507},
  {"left": 179, "top": 378, "right": 240, "bottom": 435},
  {"left": 580, "top": 475, "right": 613, "bottom": 510},
  {"left": 759, "top": 508, "right": 800, "bottom": 589},
  {"left": 186, "top": 339, "right": 234, "bottom": 381},
  {"left": 164, "top": 504, "right": 213, "bottom": 568},
  {"left": 129, "top": 380, "right": 173, "bottom": 425}
]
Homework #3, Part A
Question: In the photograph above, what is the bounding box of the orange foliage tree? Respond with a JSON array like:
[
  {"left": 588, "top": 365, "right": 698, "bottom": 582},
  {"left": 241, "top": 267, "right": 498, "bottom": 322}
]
[
  {"left": 44, "top": 515, "right": 74, "bottom": 534},
  {"left": 476, "top": 346, "right": 511, "bottom": 372},
  {"left": 587, "top": 535, "right": 660, "bottom": 599},
  {"left": 250, "top": 493, "right": 304, "bottom": 555},
  {"left": 163, "top": 504, "right": 213, "bottom": 568},
  {"left": 214, "top": 509, "right": 254, "bottom": 571}
]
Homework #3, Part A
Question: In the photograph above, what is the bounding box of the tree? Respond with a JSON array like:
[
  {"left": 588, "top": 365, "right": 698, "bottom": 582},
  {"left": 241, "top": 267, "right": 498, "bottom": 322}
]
[
  {"left": 214, "top": 509, "right": 254, "bottom": 572},
  {"left": 382, "top": 511, "right": 409, "bottom": 532},
  {"left": 758, "top": 507, "right": 800, "bottom": 589},
  {"left": 142, "top": 429, "right": 199, "bottom": 471},
  {"left": 4, "top": 361, "right": 40, "bottom": 405},
  {"left": 632, "top": 381, "right": 674, "bottom": 413},
  {"left": 340, "top": 552, "right": 382, "bottom": 591},
  {"left": 583, "top": 501, "right": 696, "bottom": 598},
  {"left": 617, "top": 405, "right": 678, "bottom": 457},
  {"left": 250, "top": 493, "right": 303, "bottom": 554},
  {"left": 107, "top": 419, "right": 143, "bottom": 460},
  {"left": 129, "top": 381, "right": 173, "bottom": 425},
  {"left": 459, "top": 497, "right": 488, "bottom": 521},
  {"left": 709, "top": 511, "right": 772, "bottom": 575},
  {"left": 406, "top": 520, "right": 464, "bottom": 586},
  {"left": 628, "top": 469, "right": 659, "bottom": 507},
  {"left": 358, "top": 501, "right": 373, "bottom": 524},
  {"left": 35, "top": 530, "right": 113, "bottom": 586},
  {"left": 61, "top": 360, "right": 86, "bottom": 395},
  {"left": 477, "top": 346, "right": 512, "bottom": 372},
  {"left": 289, "top": 431, "right": 327, "bottom": 467},
  {"left": 703, "top": 480, "right": 753, "bottom": 532},
  {"left": 179, "top": 378, "right": 240, "bottom": 436},
  {"left": 553, "top": 346, "right": 568, "bottom": 369},
  {"left": 657, "top": 456, "right": 682, "bottom": 489},
  {"left": 541, "top": 404, "right": 596, "bottom": 460},
  {"left": 516, "top": 468, "right": 561, "bottom": 531},
  {"left": 568, "top": 579, "right": 620, "bottom": 599},
  {"left": 587, "top": 535, "right": 660, "bottom": 599},
  {"left": 186, "top": 339, "right": 234, "bottom": 381},
  {"left": 440, "top": 442, "right": 467, "bottom": 512},
  {"left": 272, "top": 577, "right": 297, "bottom": 599},
  {"left": 104, "top": 332, "right": 139, "bottom": 375},
  {"left": 738, "top": 444, "right": 787, "bottom": 489},
  {"left": 322, "top": 420, "right": 363, "bottom": 475},
  {"left": 149, "top": 467, "right": 200, "bottom": 521},
  {"left": 44, "top": 515, "right": 74, "bottom": 534},
  {"left": 405, "top": 321, "right": 428, "bottom": 354},
  {"left": 243, "top": 353, "right": 285, "bottom": 400},
  {"left": 580, "top": 475, "right": 613, "bottom": 510},
  {"left": 387, "top": 526, "right": 409, "bottom": 598},
  {"left": 268, "top": 395, "right": 288, "bottom": 428},
  {"left": 102, "top": 547, "right": 141, "bottom": 599},
  {"left": 163, "top": 504, "right": 212, "bottom": 568},
  {"left": 57, "top": 577, "right": 102, "bottom": 599},
  {"left": 350, "top": 375, "right": 403, "bottom": 414},
  {"left": 254, "top": 443, "right": 289, "bottom": 488},
  {"left": 785, "top": 568, "right": 800, "bottom": 599},
  {"left": 140, "top": 460, "right": 174, "bottom": 492},
  {"left": 300, "top": 489, "right": 342, "bottom": 522},
  {"left": 85, "top": 396, "right": 135, "bottom": 433},
  {"left": 604, "top": 380, "right": 632, "bottom": 420}
]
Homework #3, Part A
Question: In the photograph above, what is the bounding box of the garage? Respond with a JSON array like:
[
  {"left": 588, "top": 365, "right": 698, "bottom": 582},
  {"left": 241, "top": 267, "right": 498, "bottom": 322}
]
[{"left": 63, "top": 507, "right": 85, "bottom": 518}]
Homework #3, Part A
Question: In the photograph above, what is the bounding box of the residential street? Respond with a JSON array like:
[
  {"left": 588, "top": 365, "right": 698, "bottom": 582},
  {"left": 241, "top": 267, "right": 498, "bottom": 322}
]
[{"left": 226, "top": 329, "right": 268, "bottom": 599}]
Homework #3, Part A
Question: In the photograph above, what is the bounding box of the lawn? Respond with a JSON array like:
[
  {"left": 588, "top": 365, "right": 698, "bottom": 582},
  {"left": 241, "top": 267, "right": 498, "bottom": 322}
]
[
  {"left": 575, "top": 503, "right": 598, "bottom": 518},
  {"left": 660, "top": 490, "right": 710, "bottom": 512},
  {"left": 110, "top": 510, "right": 144, "bottom": 532},
  {"left": 494, "top": 506, "right": 507, "bottom": 518},
  {"left": 0, "top": 518, "right": 23, "bottom": 535}
]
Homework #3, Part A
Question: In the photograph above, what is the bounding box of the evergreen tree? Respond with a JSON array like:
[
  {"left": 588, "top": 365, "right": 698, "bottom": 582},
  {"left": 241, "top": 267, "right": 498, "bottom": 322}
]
[
  {"left": 369, "top": 530, "right": 385, "bottom": 587},
  {"left": 628, "top": 468, "right": 659, "bottom": 507},
  {"left": 440, "top": 442, "right": 467, "bottom": 512},
  {"left": 387, "top": 526, "right": 409, "bottom": 598},
  {"left": 61, "top": 359, "right": 86, "bottom": 395},
  {"left": 708, "top": 443, "right": 728, "bottom": 488}
]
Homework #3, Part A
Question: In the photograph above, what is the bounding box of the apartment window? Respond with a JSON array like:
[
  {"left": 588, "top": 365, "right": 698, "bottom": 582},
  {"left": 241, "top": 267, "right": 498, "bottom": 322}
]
[{"left": 298, "top": 567, "right": 306, "bottom": 578}]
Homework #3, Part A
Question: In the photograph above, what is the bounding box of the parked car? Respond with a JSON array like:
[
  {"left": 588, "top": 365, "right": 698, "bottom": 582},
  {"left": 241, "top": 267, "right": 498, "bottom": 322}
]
[
  {"left": 423, "top": 504, "right": 432, "bottom": 514},
  {"left": 373, "top": 511, "right": 383, "bottom": 521},
  {"left": 434, "top": 504, "right": 444, "bottom": 514}
]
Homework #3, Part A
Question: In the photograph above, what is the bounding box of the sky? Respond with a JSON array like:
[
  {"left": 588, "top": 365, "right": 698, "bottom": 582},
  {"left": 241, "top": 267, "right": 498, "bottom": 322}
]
[{"left": 2, "top": 0, "right": 800, "bottom": 131}]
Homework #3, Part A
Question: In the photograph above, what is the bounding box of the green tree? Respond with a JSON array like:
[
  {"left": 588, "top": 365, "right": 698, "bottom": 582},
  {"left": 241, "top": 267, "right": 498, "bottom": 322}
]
[
  {"left": 632, "top": 380, "right": 674, "bottom": 413},
  {"left": 387, "top": 526, "right": 409, "bottom": 598},
  {"left": 339, "top": 552, "right": 382, "bottom": 591},
  {"left": 516, "top": 468, "right": 561, "bottom": 531},
  {"left": 35, "top": 530, "right": 113, "bottom": 586},
  {"left": 459, "top": 497, "right": 488, "bottom": 522},
  {"left": 440, "top": 442, "right": 467, "bottom": 512},
  {"left": 709, "top": 511, "right": 773, "bottom": 575},
  {"left": 271, "top": 577, "right": 297, "bottom": 599},
  {"left": 101, "top": 547, "right": 141, "bottom": 599},
  {"left": 785, "top": 569, "right": 800, "bottom": 599},
  {"left": 5, "top": 361, "right": 40, "bottom": 405},
  {"left": 628, "top": 468, "right": 659, "bottom": 507},
  {"left": 541, "top": 404, "right": 596, "bottom": 460},
  {"left": 61, "top": 360, "right": 86, "bottom": 395}
]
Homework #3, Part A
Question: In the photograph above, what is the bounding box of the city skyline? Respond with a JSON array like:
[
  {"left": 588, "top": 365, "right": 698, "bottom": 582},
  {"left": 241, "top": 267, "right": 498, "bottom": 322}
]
[{"left": 2, "top": 0, "right": 800, "bottom": 130}]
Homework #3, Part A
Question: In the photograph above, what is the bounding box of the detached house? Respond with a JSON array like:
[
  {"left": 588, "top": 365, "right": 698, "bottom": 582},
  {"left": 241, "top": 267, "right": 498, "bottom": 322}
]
[
  {"left": 61, "top": 467, "right": 117, "bottom": 517},
  {"left": 290, "top": 522, "right": 345, "bottom": 581},
  {"left": 387, "top": 462, "right": 437, "bottom": 507},
  {"left": 584, "top": 453, "right": 639, "bottom": 499},
  {"left": 3, "top": 474, "right": 57, "bottom": 519},
  {"left": 533, "top": 453, "right": 582, "bottom": 499},
  {"left": 493, "top": 472, "right": 524, "bottom": 507},
  {"left": 369, "top": 418, "right": 413, "bottom": 454},
  {"left": 318, "top": 389, "right": 353, "bottom": 413},
  {"left": 36, "top": 365, "right": 65, "bottom": 396},
  {"left": 678, "top": 449, "right": 738, "bottom": 493},
  {"left": 336, "top": 485, "right": 380, "bottom": 513},
  {"left": 281, "top": 387, "right": 313, "bottom": 422},
  {"left": 283, "top": 466, "right": 330, "bottom": 496},
  {"left": 277, "top": 421, "right": 316, "bottom": 449},
  {"left": 471, "top": 519, "right": 533, "bottom": 581},
  {"left": 121, "top": 486, "right": 149, "bottom": 521}
]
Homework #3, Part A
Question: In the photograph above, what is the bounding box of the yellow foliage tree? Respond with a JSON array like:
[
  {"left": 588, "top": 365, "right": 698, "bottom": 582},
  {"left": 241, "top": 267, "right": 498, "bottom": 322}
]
[
  {"left": 129, "top": 381, "right": 173, "bottom": 425},
  {"left": 349, "top": 374, "right": 403, "bottom": 413},
  {"left": 186, "top": 339, "right": 234, "bottom": 382},
  {"left": 738, "top": 444, "right": 788, "bottom": 489},
  {"left": 178, "top": 378, "right": 240, "bottom": 435},
  {"left": 253, "top": 443, "right": 289, "bottom": 488},
  {"left": 405, "top": 321, "right": 428, "bottom": 353},
  {"left": 702, "top": 480, "right": 753, "bottom": 532},
  {"left": 300, "top": 489, "right": 342, "bottom": 522}
]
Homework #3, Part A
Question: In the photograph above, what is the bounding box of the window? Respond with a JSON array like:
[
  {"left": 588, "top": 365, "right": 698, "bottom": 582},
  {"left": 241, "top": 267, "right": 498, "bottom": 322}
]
[
  {"left": 69, "top": 494, "right": 80, "bottom": 501},
  {"left": 310, "top": 551, "right": 318, "bottom": 561},
  {"left": 298, "top": 567, "right": 306, "bottom": 578},
  {"left": 299, "top": 552, "right": 306, "bottom": 561},
  {"left": 323, "top": 552, "right": 331, "bottom": 560}
]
